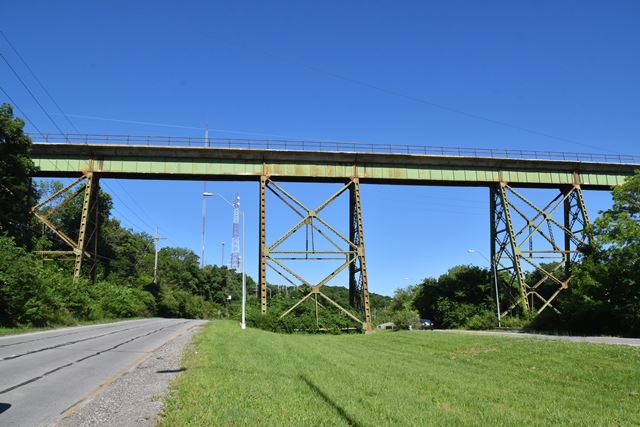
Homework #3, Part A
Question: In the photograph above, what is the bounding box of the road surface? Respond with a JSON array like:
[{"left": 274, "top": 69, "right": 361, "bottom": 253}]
[{"left": 0, "top": 318, "right": 203, "bottom": 426}]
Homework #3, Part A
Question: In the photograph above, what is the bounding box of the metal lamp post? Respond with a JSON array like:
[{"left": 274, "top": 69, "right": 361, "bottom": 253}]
[
  {"left": 212, "top": 193, "right": 246, "bottom": 330},
  {"left": 201, "top": 192, "right": 214, "bottom": 267},
  {"left": 468, "top": 249, "right": 501, "bottom": 328}
]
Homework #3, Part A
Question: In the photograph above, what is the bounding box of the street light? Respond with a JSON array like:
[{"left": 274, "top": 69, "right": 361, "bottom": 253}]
[
  {"left": 211, "top": 193, "right": 246, "bottom": 330},
  {"left": 201, "top": 192, "right": 214, "bottom": 267},
  {"left": 468, "top": 249, "right": 501, "bottom": 328}
]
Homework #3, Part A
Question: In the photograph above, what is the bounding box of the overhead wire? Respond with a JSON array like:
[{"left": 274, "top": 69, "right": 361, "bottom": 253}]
[
  {"left": 0, "top": 84, "right": 44, "bottom": 136},
  {"left": 0, "top": 52, "right": 68, "bottom": 137},
  {"left": 221, "top": 38, "right": 619, "bottom": 155},
  {"left": 56, "top": 112, "right": 360, "bottom": 143},
  {"left": 111, "top": 180, "right": 158, "bottom": 227},
  {"left": 0, "top": 31, "right": 80, "bottom": 133},
  {"left": 101, "top": 181, "right": 191, "bottom": 249},
  {"left": 101, "top": 181, "right": 155, "bottom": 233}
]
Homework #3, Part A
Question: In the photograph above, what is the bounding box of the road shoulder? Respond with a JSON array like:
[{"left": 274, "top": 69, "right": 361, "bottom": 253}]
[
  {"left": 57, "top": 320, "right": 207, "bottom": 427},
  {"left": 435, "top": 329, "right": 640, "bottom": 346}
]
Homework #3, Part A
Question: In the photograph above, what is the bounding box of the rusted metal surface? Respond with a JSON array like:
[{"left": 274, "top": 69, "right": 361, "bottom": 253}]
[
  {"left": 259, "top": 177, "right": 372, "bottom": 331},
  {"left": 491, "top": 183, "right": 591, "bottom": 316},
  {"left": 29, "top": 133, "right": 640, "bottom": 164},
  {"left": 32, "top": 172, "right": 100, "bottom": 283},
  {"left": 30, "top": 142, "right": 637, "bottom": 189}
]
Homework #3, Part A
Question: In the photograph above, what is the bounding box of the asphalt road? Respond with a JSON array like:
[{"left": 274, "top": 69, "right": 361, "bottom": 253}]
[{"left": 0, "top": 318, "right": 202, "bottom": 427}]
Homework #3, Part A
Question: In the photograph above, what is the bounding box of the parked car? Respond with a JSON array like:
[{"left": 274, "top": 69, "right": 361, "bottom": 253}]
[{"left": 419, "top": 319, "right": 434, "bottom": 330}]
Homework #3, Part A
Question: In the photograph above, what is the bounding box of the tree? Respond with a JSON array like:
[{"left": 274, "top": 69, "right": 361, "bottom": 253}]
[
  {"left": 568, "top": 171, "right": 640, "bottom": 335},
  {"left": 413, "top": 265, "right": 494, "bottom": 329},
  {"left": 0, "top": 103, "right": 38, "bottom": 247},
  {"left": 35, "top": 180, "right": 114, "bottom": 276}
]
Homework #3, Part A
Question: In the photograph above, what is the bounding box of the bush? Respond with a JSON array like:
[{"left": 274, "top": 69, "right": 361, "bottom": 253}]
[
  {"left": 91, "top": 282, "right": 156, "bottom": 318},
  {"left": 465, "top": 310, "right": 498, "bottom": 330},
  {"left": 0, "top": 235, "right": 48, "bottom": 325},
  {"left": 157, "top": 286, "right": 215, "bottom": 319},
  {"left": 392, "top": 308, "right": 420, "bottom": 330}
]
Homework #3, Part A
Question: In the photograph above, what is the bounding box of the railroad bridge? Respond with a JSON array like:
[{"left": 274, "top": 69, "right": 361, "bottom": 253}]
[{"left": 29, "top": 134, "right": 640, "bottom": 332}]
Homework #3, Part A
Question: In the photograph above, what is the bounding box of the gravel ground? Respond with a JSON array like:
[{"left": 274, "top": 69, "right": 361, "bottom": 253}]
[
  {"left": 436, "top": 329, "right": 640, "bottom": 346},
  {"left": 57, "top": 320, "right": 208, "bottom": 427}
]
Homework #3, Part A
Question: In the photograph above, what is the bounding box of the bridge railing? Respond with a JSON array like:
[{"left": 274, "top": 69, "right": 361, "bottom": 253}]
[{"left": 29, "top": 133, "right": 640, "bottom": 164}]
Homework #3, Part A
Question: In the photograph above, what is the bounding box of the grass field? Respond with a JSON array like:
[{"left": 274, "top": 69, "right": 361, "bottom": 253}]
[{"left": 161, "top": 321, "right": 640, "bottom": 426}]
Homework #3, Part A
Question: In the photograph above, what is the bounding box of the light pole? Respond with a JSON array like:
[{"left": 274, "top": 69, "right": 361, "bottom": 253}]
[
  {"left": 201, "top": 192, "right": 214, "bottom": 267},
  {"left": 212, "top": 193, "right": 246, "bottom": 330},
  {"left": 468, "top": 249, "right": 501, "bottom": 328}
]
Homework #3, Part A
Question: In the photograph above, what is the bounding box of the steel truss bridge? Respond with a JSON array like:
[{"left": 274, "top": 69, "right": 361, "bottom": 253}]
[{"left": 29, "top": 134, "right": 640, "bottom": 333}]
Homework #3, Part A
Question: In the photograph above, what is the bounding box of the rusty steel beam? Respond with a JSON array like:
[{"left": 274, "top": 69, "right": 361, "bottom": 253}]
[
  {"left": 262, "top": 177, "right": 372, "bottom": 332},
  {"left": 32, "top": 172, "right": 100, "bottom": 284},
  {"left": 492, "top": 183, "right": 591, "bottom": 317}
]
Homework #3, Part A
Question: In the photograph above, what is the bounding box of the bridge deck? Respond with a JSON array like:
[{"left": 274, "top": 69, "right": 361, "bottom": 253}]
[{"left": 31, "top": 142, "right": 639, "bottom": 189}]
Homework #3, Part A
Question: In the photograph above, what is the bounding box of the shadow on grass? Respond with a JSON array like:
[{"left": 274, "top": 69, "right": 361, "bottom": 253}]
[
  {"left": 156, "top": 368, "right": 187, "bottom": 374},
  {"left": 300, "top": 375, "right": 361, "bottom": 427}
]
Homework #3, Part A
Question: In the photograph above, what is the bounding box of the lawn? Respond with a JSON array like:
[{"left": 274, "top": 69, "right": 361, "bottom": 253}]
[{"left": 161, "top": 321, "right": 640, "bottom": 426}]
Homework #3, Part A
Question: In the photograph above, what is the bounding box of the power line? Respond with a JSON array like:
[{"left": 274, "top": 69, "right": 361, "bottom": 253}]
[
  {"left": 0, "top": 84, "right": 44, "bottom": 135},
  {"left": 0, "top": 52, "right": 67, "bottom": 136},
  {"left": 109, "top": 179, "right": 191, "bottom": 248},
  {"left": 0, "top": 31, "right": 79, "bottom": 133},
  {"left": 111, "top": 180, "right": 157, "bottom": 227},
  {"left": 101, "top": 181, "right": 192, "bottom": 249},
  {"left": 58, "top": 112, "right": 360, "bottom": 142},
  {"left": 101, "top": 181, "right": 155, "bottom": 233},
  {"left": 222, "top": 38, "right": 617, "bottom": 154}
]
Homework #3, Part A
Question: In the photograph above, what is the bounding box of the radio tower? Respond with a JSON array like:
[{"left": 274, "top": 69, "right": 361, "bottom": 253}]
[{"left": 230, "top": 193, "right": 241, "bottom": 271}]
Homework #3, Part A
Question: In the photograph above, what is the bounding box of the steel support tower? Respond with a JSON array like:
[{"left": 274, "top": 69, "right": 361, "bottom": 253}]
[
  {"left": 31, "top": 171, "right": 101, "bottom": 283},
  {"left": 230, "top": 193, "right": 241, "bottom": 270},
  {"left": 490, "top": 183, "right": 590, "bottom": 315},
  {"left": 258, "top": 176, "right": 372, "bottom": 333}
]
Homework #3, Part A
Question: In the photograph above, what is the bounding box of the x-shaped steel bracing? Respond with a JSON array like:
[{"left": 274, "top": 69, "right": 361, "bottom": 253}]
[
  {"left": 32, "top": 172, "right": 100, "bottom": 282},
  {"left": 491, "top": 182, "right": 590, "bottom": 316},
  {"left": 259, "top": 176, "right": 372, "bottom": 332}
]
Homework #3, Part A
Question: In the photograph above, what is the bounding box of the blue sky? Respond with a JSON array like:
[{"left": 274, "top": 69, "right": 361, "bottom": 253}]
[{"left": 1, "top": 1, "right": 639, "bottom": 295}]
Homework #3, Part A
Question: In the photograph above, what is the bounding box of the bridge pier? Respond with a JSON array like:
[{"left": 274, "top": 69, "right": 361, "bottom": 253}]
[
  {"left": 490, "top": 183, "right": 590, "bottom": 316},
  {"left": 32, "top": 172, "right": 101, "bottom": 283},
  {"left": 258, "top": 176, "right": 372, "bottom": 333}
]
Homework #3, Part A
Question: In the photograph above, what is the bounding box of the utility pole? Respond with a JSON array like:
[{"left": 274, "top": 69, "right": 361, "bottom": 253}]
[
  {"left": 153, "top": 226, "right": 167, "bottom": 284},
  {"left": 221, "top": 241, "right": 225, "bottom": 267}
]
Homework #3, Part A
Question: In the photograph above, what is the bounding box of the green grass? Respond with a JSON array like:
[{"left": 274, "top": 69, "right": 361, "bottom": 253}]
[
  {"left": 0, "top": 317, "right": 143, "bottom": 336},
  {"left": 161, "top": 321, "right": 640, "bottom": 426}
]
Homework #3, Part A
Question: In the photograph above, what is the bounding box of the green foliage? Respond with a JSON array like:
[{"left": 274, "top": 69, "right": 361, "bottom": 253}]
[
  {"left": 0, "top": 103, "right": 38, "bottom": 247},
  {"left": 532, "top": 171, "right": 640, "bottom": 336},
  {"left": 391, "top": 307, "right": 420, "bottom": 330},
  {"left": 412, "top": 265, "right": 496, "bottom": 329},
  {"left": 246, "top": 285, "right": 390, "bottom": 334},
  {"left": 0, "top": 235, "right": 46, "bottom": 325},
  {"left": 0, "top": 235, "right": 156, "bottom": 326}
]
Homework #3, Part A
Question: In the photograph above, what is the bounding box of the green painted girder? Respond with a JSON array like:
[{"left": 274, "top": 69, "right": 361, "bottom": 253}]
[{"left": 31, "top": 143, "right": 638, "bottom": 189}]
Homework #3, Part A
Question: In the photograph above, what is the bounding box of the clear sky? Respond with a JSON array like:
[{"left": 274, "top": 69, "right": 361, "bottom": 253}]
[{"left": 2, "top": 1, "right": 639, "bottom": 295}]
